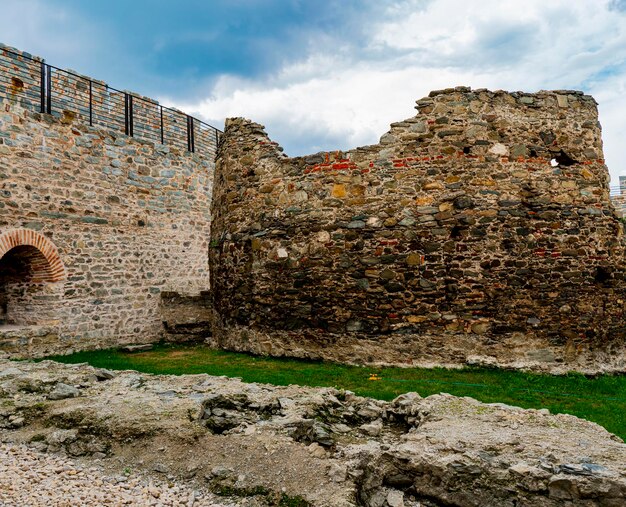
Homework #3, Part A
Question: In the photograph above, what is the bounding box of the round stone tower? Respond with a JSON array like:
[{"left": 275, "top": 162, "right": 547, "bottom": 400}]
[{"left": 209, "top": 87, "right": 626, "bottom": 373}]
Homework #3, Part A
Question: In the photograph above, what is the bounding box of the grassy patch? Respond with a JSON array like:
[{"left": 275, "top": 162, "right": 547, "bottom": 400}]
[{"left": 44, "top": 343, "right": 626, "bottom": 440}]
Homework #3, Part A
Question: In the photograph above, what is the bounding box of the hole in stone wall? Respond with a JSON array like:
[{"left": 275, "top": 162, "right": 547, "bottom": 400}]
[
  {"left": 554, "top": 150, "right": 577, "bottom": 167},
  {"left": 463, "top": 146, "right": 471, "bottom": 154},
  {"left": 594, "top": 266, "right": 611, "bottom": 284},
  {"left": 10, "top": 77, "right": 24, "bottom": 89},
  {"left": 450, "top": 226, "right": 463, "bottom": 239},
  {"left": 0, "top": 245, "right": 61, "bottom": 327}
]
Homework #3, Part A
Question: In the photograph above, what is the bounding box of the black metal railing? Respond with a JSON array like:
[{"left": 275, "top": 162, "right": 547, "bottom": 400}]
[{"left": 0, "top": 46, "right": 220, "bottom": 156}]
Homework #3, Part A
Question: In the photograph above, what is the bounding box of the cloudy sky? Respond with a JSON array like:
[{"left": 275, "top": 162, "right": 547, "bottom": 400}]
[{"left": 3, "top": 0, "right": 626, "bottom": 184}]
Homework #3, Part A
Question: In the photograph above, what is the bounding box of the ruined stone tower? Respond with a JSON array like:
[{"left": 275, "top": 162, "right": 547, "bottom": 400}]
[{"left": 210, "top": 87, "right": 626, "bottom": 372}]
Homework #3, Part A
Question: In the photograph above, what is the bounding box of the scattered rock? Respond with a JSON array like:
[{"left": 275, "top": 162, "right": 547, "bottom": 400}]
[
  {"left": 0, "top": 443, "right": 225, "bottom": 506},
  {"left": 209, "top": 466, "right": 233, "bottom": 478},
  {"left": 387, "top": 489, "right": 405, "bottom": 507},
  {"left": 327, "top": 463, "right": 347, "bottom": 483},
  {"left": 308, "top": 443, "right": 327, "bottom": 458},
  {"left": 93, "top": 368, "right": 116, "bottom": 381},
  {"left": 48, "top": 383, "right": 79, "bottom": 400},
  {"left": 289, "top": 419, "right": 334, "bottom": 447},
  {"left": 360, "top": 419, "right": 383, "bottom": 436},
  {"left": 0, "top": 367, "right": 22, "bottom": 377}
]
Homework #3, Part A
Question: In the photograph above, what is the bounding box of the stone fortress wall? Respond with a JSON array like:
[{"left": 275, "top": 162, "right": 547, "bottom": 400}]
[
  {"left": 210, "top": 87, "right": 626, "bottom": 372},
  {"left": 0, "top": 44, "right": 218, "bottom": 357},
  {"left": 2, "top": 40, "right": 626, "bottom": 372}
]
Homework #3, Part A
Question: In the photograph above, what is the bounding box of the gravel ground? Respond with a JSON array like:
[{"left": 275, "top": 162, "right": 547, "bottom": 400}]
[{"left": 0, "top": 443, "right": 236, "bottom": 507}]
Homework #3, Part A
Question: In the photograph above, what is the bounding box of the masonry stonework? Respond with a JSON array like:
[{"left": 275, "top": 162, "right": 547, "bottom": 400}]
[
  {"left": 210, "top": 87, "right": 626, "bottom": 372},
  {"left": 3, "top": 40, "right": 626, "bottom": 373},
  {"left": 0, "top": 46, "right": 215, "bottom": 358}
]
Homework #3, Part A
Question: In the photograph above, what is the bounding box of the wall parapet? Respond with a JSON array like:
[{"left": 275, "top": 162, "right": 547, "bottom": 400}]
[
  {"left": 0, "top": 43, "right": 221, "bottom": 158},
  {"left": 210, "top": 87, "right": 626, "bottom": 373}
]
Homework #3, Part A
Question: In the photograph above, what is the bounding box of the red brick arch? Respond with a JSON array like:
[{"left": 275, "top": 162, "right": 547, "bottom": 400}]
[{"left": 0, "top": 229, "right": 65, "bottom": 282}]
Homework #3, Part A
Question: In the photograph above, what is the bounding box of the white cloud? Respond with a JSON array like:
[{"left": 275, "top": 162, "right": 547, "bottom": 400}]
[
  {"left": 592, "top": 75, "right": 626, "bottom": 187},
  {"left": 167, "top": 0, "right": 626, "bottom": 184},
  {"left": 7, "top": 0, "right": 623, "bottom": 183},
  {"left": 171, "top": 61, "right": 498, "bottom": 153}
]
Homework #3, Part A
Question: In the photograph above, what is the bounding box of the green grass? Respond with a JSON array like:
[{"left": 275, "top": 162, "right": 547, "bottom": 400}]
[{"left": 44, "top": 343, "right": 626, "bottom": 441}]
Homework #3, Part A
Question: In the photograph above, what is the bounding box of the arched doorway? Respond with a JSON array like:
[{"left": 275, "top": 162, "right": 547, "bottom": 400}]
[{"left": 0, "top": 229, "right": 65, "bottom": 327}]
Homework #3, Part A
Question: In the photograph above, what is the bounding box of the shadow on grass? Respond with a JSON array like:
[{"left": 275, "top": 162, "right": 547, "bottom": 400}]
[{"left": 43, "top": 342, "right": 626, "bottom": 441}]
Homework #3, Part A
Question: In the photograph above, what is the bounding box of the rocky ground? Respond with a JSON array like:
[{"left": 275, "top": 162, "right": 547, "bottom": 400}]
[
  {"left": 0, "top": 442, "right": 238, "bottom": 506},
  {"left": 1, "top": 359, "right": 625, "bottom": 506}
]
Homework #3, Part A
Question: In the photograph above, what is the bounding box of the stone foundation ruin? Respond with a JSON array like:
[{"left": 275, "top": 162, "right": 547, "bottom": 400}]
[
  {"left": 210, "top": 87, "right": 626, "bottom": 373},
  {"left": 1, "top": 358, "right": 625, "bottom": 506}
]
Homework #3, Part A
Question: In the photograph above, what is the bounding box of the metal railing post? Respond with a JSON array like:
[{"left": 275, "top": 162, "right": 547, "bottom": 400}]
[
  {"left": 88, "top": 80, "right": 93, "bottom": 126},
  {"left": 128, "top": 94, "right": 134, "bottom": 137},
  {"left": 124, "top": 93, "right": 134, "bottom": 136},
  {"left": 45, "top": 65, "right": 51, "bottom": 114},
  {"left": 39, "top": 61, "right": 46, "bottom": 113},
  {"left": 160, "top": 105, "right": 164, "bottom": 144},
  {"left": 187, "top": 115, "right": 195, "bottom": 152},
  {"left": 124, "top": 94, "right": 128, "bottom": 135},
  {"left": 191, "top": 116, "right": 195, "bottom": 152},
  {"left": 39, "top": 62, "right": 52, "bottom": 115},
  {"left": 186, "top": 115, "right": 191, "bottom": 151}
]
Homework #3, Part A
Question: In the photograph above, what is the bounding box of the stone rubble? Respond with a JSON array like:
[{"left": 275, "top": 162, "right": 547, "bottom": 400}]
[
  {"left": 0, "top": 442, "right": 238, "bottom": 507},
  {"left": 1, "top": 358, "right": 625, "bottom": 506}
]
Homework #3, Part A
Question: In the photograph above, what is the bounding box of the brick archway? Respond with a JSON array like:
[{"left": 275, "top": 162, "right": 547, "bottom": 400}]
[{"left": 0, "top": 229, "right": 65, "bottom": 282}]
